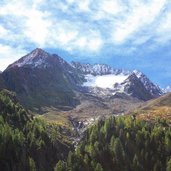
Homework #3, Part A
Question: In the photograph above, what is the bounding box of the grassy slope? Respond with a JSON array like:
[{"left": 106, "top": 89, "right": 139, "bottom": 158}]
[{"left": 129, "top": 93, "right": 171, "bottom": 123}]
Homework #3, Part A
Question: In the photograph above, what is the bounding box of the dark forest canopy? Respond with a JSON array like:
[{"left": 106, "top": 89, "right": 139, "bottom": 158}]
[
  {"left": 0, "top": 89, "right": 72, "bottom": 171},
  {"left": 56, "top": 116, "right": 171, "bottom": 171},
  {"left": 1, "top": 89, "right": 171, "bottom": 171}
]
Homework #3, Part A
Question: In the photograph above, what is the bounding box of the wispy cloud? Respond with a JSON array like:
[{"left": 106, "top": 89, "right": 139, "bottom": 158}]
[
  {"left": 111, "top": 0, "right": 166, "bottom": 44},
  {"left": 0, "top": 44, "right": 27, "bottom": 71},
  {"left": 0, "top": 0, "right": 171, "bottom": 71}
]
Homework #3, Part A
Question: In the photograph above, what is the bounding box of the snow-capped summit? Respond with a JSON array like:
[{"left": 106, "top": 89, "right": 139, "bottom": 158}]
[
  {"left": 77, "top": 64, "right": 163, "bottom": 100},
  {"left": 3, "top": 48, "right": 163, "bottom": 103},
  {"left": 133, "top": 70, "right": 163, "bottom": 96},
  {"left": 71, "top": 62, "right": 130, "bottom": 75},
  {"left": 8, "top": 48, "right": 50, "bottom": 69},
  {"left": 133, "top": 70, "right": 142, "bottom": 78},
  {"left": 7, "top": 48, "right": 73, "bottom": 72}
]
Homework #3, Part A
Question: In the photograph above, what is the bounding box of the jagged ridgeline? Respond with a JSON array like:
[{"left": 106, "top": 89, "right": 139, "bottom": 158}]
[
  {"left": 56, "top": 116, "right": 171, "bottom": 171},
  {"left": 0, "top": 90, "right": 72, "bottom": 171},
  {"left": 0, "top": 48, "right": 162, "bottom": 114},
  {"left": 0, "top": 48, "right": 170, "bottom": 171}
]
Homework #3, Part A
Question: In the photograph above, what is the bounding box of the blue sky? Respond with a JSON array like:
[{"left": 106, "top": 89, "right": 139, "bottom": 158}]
[{"left": 0, "top": 0, "right": 171, "bottom": 87}]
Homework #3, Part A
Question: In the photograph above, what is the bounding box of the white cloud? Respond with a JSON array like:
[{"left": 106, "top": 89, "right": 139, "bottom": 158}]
[
  {"left": 75, "top": 30, "right": 103, "bottom": 51},
  {"left": 66, "top": 0, "right": 75, "bottom": 4},
  {"left": 64, "top": 0, "right": 91, "bottom": 12},
  {"left": 0, "top": 0, "right": 168, "bottom": 48},
  {"left": 0, "top": 25, "right": 8, "bottom": 37},
  {"left": 0, "top": 0, "right": 103, "bottom": 52},
  {"left": 155, "top": 9, "right": 171, "bottom": 43},
  {"left": 100, "top": 0, "right": 124, "bottom": 15},
  {"left": 132, "top": 35, "right": 151, "bottom": 45},
  {"left": 89, "top": 0, "right": 128, "bottom": 21},
  {"left": 77, "top": 0, "right": 91, "bottom": 12},
  {"left": 44, "top": 22, "right": 75, "bottom": 48},
  {"left": 24, "top": 10, "right": 51, "bottom": 47},
  {"left": 73, "top": 34, "right": 102, "bottom": 52},
  {"left": 0, "top": 44, "right": 27, "bottom": 71},
  {"left": 112, "top": 0, "right": 166, "bottom": 43},
  {"left": 0, "top": 0, "right": 171, "bottom": 70},
  {"left": 88, "top": 38, "right": 102, "bottom": 51},
  {"left": 39, "top": 17, "right": 103, "bottom": 52},
  {"left": 0, "top": 0, "right": 52, "bottom": 47}
]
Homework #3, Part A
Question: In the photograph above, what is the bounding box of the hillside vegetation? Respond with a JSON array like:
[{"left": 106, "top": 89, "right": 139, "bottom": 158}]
[
  {"left": 131, "top": 93, "right": 171, "bottom": 123},
  {"left": 0, "top": 89, "right": 72, "bottom": 171},
  {"left": 1, "top": 89, "right": 171, "bottom": 171},
  {"left": 56, "top": 116, "right": 171, "bottom": 171}
]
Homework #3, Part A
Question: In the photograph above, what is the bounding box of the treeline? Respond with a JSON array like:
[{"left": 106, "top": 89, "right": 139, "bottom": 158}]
[
  {"left": 56, "top": 116, "right": 171, "bottom": 171},
  {"left": 0, "top": 90, "right": 72, "bottom": 171},
  {"left": 2, "top": 88, "right": 171, "bottom": 171}
]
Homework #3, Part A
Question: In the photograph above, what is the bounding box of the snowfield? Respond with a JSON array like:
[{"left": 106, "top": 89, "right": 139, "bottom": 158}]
[{"left": 83, "top": 74, "right": 128, "bottom": 89}]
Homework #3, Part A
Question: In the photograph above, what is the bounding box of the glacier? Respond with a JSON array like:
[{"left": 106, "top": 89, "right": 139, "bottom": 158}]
[{"left": 83, "top": 74, "right": 128, "bottom": 89}]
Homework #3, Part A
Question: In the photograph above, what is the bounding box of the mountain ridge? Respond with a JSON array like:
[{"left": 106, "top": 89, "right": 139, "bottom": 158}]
[
  {"left": 0, "top": 48, "right": 163, "bottom": 115},
  {"left": 71, "top": 61, "right": 131, "bottom": 75},
  {"left": 1, "top": 49, "right": 83, "bottom": 111},
  {"left": 72, "top": 61, "right": 162, "bottom": 100}
]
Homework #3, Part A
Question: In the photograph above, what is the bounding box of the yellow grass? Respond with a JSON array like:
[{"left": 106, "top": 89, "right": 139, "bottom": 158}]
[{"left": 135, "top": 106, "right": 171, "bottom": 123}]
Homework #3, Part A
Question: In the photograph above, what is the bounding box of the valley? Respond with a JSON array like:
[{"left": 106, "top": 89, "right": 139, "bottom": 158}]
[
  {"left": 0, "top": 48, "right": 166, "bottom": 137},
  {"left": 1, "top": 0, "right": 171, "bottom": 170},
  {"left": 0, "top": 48, "right": 163, "bottom": 124},
  {"left": 0, "top": 48, "right": 171, "bottom": 171}
]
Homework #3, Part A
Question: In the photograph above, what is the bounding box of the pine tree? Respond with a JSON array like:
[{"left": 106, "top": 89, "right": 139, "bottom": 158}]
[
  {"left": 54, "top": 160, "right": 65, "bottom": 171},
  {"left": 29, "top": 157, "right": 36, "bottom": 171},
  {"left": 95, "top": 163, "right": 103, "bottom": 171},
  {"left": 114, "top": 138, "right": 125, "bottom": 162},
  {"left": 166, "top": 158, "right": 171, "bottom": 171}
]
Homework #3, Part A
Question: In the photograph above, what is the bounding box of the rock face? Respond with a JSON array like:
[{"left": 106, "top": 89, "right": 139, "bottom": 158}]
[
  {"left": 133, "top": 70, "right": 162, "bottom": 97},
  {"left": 120, "top": 73, "right": 155, "bottom": 101},
  {"left": 72, "top": 62, "right": 163, "bottom": 100},
  {"left": 0, "top": 74, "right": 5, "bottom": 90},
  {"left": 0, "top": 48, "right": 163, "bottom": 113},
  {"left": 71, "top": 61, "right": 130, "bottom": 75},
  {"left": 1, "top": 48, "right": 83, "bottom": 112}
]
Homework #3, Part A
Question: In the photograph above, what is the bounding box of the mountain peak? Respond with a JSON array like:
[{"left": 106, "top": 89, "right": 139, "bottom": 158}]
[
  {"left": 30, "top": 48, "right": 48, "bottom": 57},
  {"left": 7, "top": 48, "right": 50, "bottom": 69},
  {"left": 22, "top": 48, "right": 49, "bottom": 61}
]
